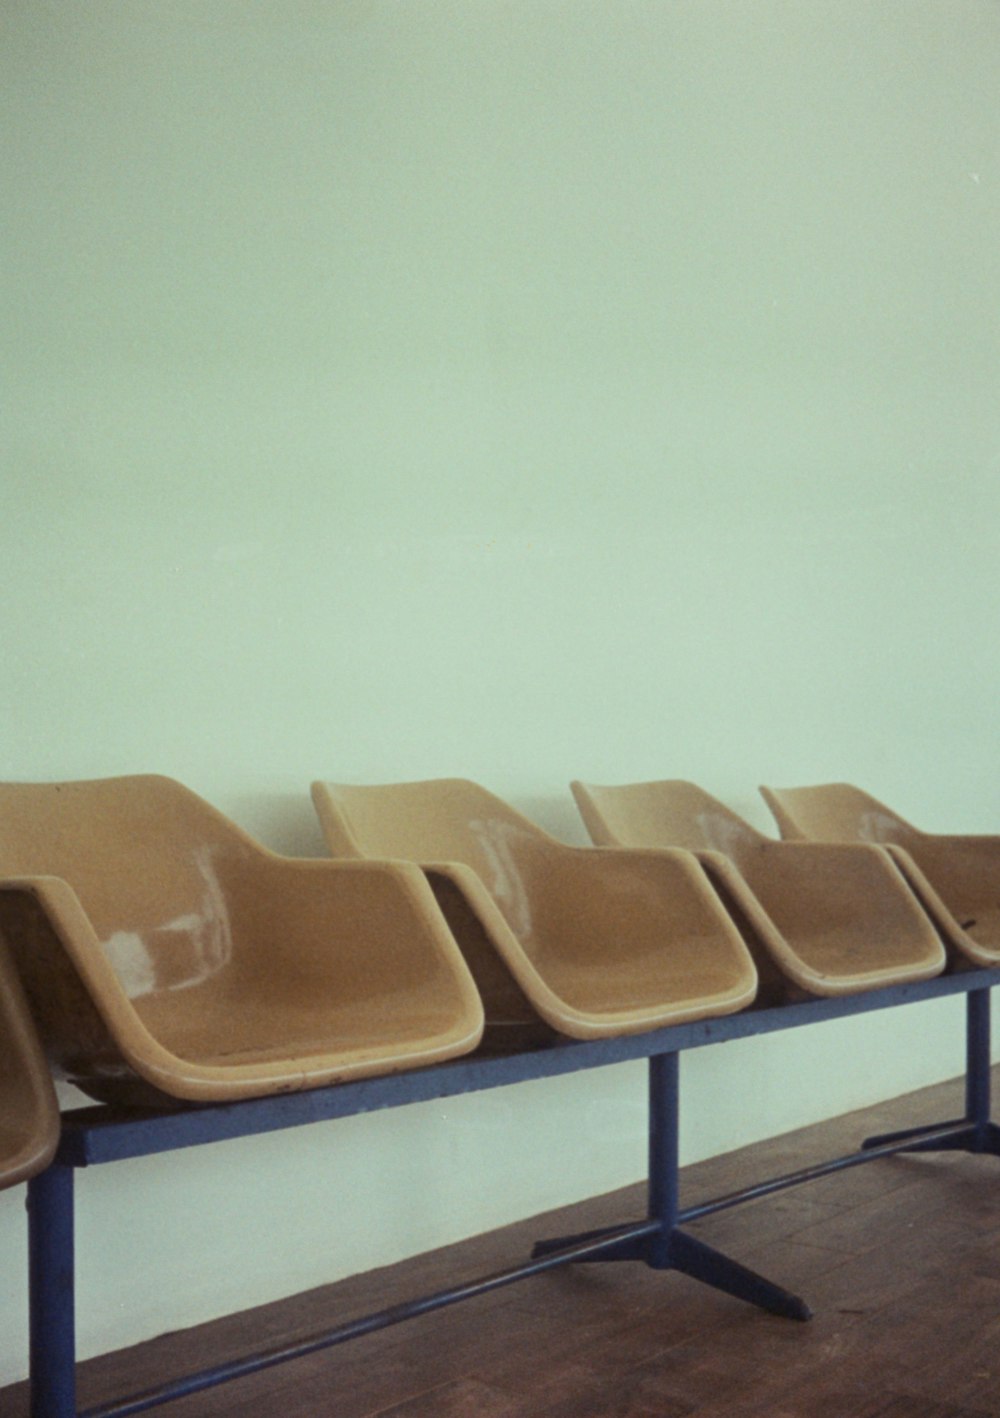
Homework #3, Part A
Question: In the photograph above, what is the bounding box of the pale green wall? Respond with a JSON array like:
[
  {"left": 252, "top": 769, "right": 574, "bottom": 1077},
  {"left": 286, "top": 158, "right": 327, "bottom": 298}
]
[{"left": 2, "top": 0, "right": 999, "bottom": 1380}]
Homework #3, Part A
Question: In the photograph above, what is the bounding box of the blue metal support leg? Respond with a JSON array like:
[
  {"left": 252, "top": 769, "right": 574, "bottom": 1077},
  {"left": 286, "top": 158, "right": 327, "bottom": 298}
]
[
  {"left": 28, "top": 1164, "right": 77, "bottom": 1418},
  {"left": 861, "top": 989, "right": 1000, "bottom": 1157},
  {"left": 964, "top": 988, "right": 1000, "bottom": 1153},
  {"left": 646, "top": 1053, "right": 811, "bottom": 1320},
  {"left": 532, "top": 1053, "right": 810, "bottom": 1319}
]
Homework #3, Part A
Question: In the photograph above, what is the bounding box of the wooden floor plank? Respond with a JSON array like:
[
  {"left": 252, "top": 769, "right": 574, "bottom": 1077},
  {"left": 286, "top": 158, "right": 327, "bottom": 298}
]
[{"left": 368, "top": 1376, "right": 524, "bottom": 1418}]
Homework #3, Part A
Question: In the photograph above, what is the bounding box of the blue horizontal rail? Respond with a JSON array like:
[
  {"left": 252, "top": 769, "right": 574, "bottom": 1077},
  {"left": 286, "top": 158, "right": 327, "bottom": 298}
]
[
  {"left": 679, "top": 1119, "right": 969, "bottom": 1222},
  {"left": 56, "top": 966, "right": 1000, "bottom": 1168}
]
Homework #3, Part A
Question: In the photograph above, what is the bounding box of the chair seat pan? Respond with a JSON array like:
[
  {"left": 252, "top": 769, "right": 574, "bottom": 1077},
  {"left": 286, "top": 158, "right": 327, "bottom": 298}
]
[
  {"left": 962, "top": 907, "right": 1000, "bottom": 951},
  {"left": 770, "top": 927, "right": 939, "bottom": 983},
  {"left": 538, "top": 952, "right": 752, "bottom": 1021},
  {"left": 136, "top": 985, "right": 473, "bottom": 1075}
]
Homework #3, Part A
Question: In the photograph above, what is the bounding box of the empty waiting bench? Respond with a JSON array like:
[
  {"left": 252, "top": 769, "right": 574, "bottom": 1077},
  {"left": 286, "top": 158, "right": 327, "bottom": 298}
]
[{"left": 11, "top": 776, "right": 1000, "bottom": 1417}]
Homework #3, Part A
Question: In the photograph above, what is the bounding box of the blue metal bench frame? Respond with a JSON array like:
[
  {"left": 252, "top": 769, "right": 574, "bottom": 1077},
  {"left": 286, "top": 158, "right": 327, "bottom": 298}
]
[{"left": 25, "top": 967, "right": 1000, "bottom": 1418}]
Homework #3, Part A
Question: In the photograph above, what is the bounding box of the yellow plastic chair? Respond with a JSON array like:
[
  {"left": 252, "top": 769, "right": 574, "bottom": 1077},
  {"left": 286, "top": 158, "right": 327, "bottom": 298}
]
[
  {"left": 0, "top": 940, "right": 59, "bottom": 1189},
  {"left": 571, "top": 780, "right": 946, "bottom": 1000},
  {"left": 310, "top": 778, "right": 758, "bottom": 1040},
  {"left": 0, "top": 776, "right": 484, "bottom": 1108},
  {"left": 761, "top": 783, "right": 1000, "bottom": 968}
]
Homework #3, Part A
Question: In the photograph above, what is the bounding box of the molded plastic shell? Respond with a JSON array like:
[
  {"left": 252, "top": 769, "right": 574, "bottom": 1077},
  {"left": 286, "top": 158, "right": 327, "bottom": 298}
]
[
  {"left": 311, "top": 777, "right": 758, "bottom": 1039},
  {"left": 0, "top": 776, "right": 484, "bottom": 1107},
  {"left": 761, "top": 782, "right": 1000, "bottom": 968},
  {"left": 0, "top": 939, "right": 59, "bottom": 1189},
  {"left": 572, "top": 779, "right": 946, "bottom": 1000}
]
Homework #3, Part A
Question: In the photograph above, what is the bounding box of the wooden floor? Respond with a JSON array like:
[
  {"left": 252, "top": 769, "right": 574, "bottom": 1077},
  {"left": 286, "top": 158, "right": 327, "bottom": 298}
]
[{"left": 6, "top": 1070, "right": 1000, "bottom": 1417}]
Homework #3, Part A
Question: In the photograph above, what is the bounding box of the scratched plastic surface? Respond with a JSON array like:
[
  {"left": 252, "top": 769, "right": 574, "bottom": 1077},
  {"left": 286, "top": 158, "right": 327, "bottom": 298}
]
[
  {"left": 0, "top": 776, "right": 483, "bottom": 1107},
  {"left": 0, "top": 939, "right": 59, "bottom": 1187},
  {"left": 762, "top": 783, "right": 1000, "bottom": 968},
  {"left": 311, "top": 778, "right": 758, "bottom": 1039},
  {"left": 572, "top": 780, "right": 946, "bottom": 999}
]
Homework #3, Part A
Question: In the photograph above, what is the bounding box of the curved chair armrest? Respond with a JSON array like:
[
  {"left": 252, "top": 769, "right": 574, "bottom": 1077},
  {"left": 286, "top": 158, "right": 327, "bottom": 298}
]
[
  {"left": 691, "top": 849, "right": 832, "bottom": 1002},
  {"left": 1, "top": 875, "right": 139, "bottom": 1033},
  {"left": 2, "top": 874, "right": 99, "bottom": 944},
  {"left": 0, "top": 876, "right": 216, "bottom": 1097},
  {"left": 694, "top": 849, "right": 790, "bottom": 961},
  {"left": 417, "top": 860, "right": 572, "bottom": 1029},
  {"left": 0, "top": 936, "right": 60, "bottom": 1188},
  {"left": 877, "top": 844, "right": 1000, "bottom": 966}
]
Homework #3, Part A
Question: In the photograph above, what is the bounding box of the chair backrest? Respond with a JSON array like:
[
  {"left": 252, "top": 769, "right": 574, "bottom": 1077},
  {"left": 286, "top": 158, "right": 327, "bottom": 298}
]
[
  {"left": 0, "top": 776, "right": 257, "bottom": 996},
  {"left": 572, "top": 779, "right": 764, "bottom": 866},
  {"left": 760, "top": 783, "right": 915, "bottom": 847},
  {"left": 312, "top": 779, "right": 549, "bottom": 934}
]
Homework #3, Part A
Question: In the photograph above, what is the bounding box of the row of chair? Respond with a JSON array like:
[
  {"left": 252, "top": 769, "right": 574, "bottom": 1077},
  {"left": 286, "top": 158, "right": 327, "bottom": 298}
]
[{"left": 2, "top": 774, "right": 998, "bottom": 1195}]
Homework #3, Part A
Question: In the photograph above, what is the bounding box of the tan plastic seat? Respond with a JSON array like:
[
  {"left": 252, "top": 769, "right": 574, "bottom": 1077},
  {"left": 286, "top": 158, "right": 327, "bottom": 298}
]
[
  {"left": 761, "top": 783, "right": 1000, "bottom": 968},
  {"left": 0, "top": 940, "right": 59, "bottom": 1189},
  {"left": 310, "top": 778, "right": 758, "bottom": 1040},
  {"left": 0, "top": 776, "right": 484, "bottom": 1108},
  {"left": 571, "top": 780, "right": 946, "bottom": 1000}
]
